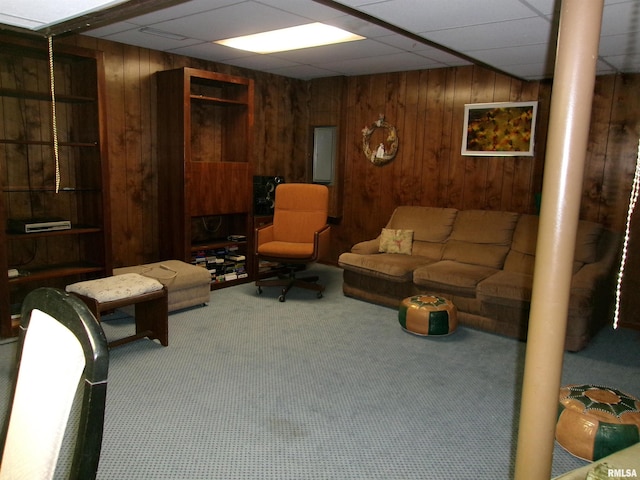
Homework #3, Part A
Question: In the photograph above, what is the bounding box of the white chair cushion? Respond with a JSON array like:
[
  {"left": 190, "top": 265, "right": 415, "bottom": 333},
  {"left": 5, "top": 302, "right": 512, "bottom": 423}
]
[{"left": 66, "top": 273, "right": 163, "bottom": 303}]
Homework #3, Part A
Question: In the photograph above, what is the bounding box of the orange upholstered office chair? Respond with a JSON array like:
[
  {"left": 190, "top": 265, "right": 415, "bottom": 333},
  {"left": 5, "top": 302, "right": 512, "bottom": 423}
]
[{"left": 255, "top": 183, "right": 330, "bottom": 302}]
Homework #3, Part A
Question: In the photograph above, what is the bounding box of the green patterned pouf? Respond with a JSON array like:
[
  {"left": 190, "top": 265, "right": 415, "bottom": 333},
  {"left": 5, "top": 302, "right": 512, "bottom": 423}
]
[
  {"left": 556, "top": 384, "right": 640, "bottom": 461},
  {"left": 398, "top": 295, "right": 457, "bottom": 336}
]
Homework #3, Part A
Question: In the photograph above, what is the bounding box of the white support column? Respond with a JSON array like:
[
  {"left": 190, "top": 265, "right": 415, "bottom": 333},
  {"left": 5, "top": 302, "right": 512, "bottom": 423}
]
[{"left": 514, "top": 0, "right": 603, "bottom": 478}]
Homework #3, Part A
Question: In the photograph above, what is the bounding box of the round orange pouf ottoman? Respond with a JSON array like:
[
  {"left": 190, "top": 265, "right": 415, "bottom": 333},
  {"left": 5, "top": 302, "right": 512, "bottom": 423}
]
[
  {"left": 398, "top": 295, "right": 457, "bottom": 336},
  {"left": 556, "top": 384, "right": 640, "bottom": 461}
]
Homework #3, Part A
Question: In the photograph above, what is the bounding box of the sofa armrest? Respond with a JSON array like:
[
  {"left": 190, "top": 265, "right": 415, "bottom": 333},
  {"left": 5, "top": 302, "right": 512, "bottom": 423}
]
[
  {"left": 571, "top": 229, "right": 621, "bottom": 292},
  {"left": 571, "top": 262, "right": 608, "bottom": 292},
  {"left": 351, "top": 237, "right": 380, "bottom": 255}
]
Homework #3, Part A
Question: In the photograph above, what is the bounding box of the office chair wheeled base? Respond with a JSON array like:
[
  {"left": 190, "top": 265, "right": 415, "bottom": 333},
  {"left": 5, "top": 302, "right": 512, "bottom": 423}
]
[{"left": 256, "top": 273, "right": 324, "bottom": 302}]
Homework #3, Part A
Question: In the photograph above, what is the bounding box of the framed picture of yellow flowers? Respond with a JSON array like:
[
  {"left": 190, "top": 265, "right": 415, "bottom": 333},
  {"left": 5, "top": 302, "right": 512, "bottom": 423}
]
[{"left": 461, "top": 101, "right": 538, "bottom": 156}]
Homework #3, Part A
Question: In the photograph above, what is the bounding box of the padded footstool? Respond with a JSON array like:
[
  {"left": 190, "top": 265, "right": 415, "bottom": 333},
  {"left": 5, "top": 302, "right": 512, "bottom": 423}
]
[
  {"left": 399, "top": 295, "right": 457, "bottom": 336},
  {"left": 556, "top": 384, "right": 640, "bottom": 461},
  {"left": 66, "top": 273, "right": 168, "bottom": 348},
  {"left": 114, "top": 260, "right": 211, "bottom": 312}
]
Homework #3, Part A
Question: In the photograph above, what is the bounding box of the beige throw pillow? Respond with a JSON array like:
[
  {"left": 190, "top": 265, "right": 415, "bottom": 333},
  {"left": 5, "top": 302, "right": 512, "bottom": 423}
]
[{"left": 379, "top": 228, "right": 413, "bottom": 254}]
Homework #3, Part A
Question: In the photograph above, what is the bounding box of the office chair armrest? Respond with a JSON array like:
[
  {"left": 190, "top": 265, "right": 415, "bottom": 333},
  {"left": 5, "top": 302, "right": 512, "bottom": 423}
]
[
  {"left": 255, "top": 224, "right": 275, "bottom": 254},
  {"left": 314, "top": 225, "right": 331, "bottom": 262}
]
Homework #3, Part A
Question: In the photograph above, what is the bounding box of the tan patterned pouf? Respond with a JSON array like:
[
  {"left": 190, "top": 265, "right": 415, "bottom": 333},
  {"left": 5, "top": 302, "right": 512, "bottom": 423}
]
[
  {"left": 556, "top": 384, "right": 640, "bottom": 461},
  {"left": 398, "top": 295, "right": 457, "bottom": 336}
]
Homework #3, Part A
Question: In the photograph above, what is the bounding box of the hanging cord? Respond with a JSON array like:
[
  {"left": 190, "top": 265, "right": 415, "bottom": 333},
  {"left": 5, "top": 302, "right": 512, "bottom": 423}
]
[
  {"left": 613, "top": 137, "right": 640, "bottom": 329},
  {"left": 48, "top": 36, "right": 61, "bottom": 193}
]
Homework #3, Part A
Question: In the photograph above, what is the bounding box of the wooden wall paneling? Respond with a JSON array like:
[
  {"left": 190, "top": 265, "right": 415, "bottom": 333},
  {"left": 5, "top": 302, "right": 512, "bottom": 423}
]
[
  {"left": 308, "top": 76, "right": 345, "bottom": 220},
  {"left": 293, "top": 77, "right": 311, "bottom": 182},
  {"left": 601, "top": 74, "right": 640, "bottom": 230},
  {"left": 142, "top": 48, "right": 166, "bottom": 263},
  {"left": 616, "top": 85, "right": 640, "bottom": 327},
  {"left": 250, "top": 77, "right": 266, "bottom": 174},
  {"left": 55, "top": 35, "right": 640, "bottom": 269},
  {"left": 518, "top": 78, "right": 543, "bottom": 214},
  {"left": 99, "top": 40, "right": 128, "bottom": 267},
  {"left": 422, "top": 69, "right": 446, "bottom": 207},
  {"left": 447, "top": 66, "right": 474, "bottom": 209},
  {"left": 275, "top": 78, "right": 293, "bottom": 177},
  {"left": 365, "top": 73, "right": 391, "bottom": 230},
  {"left": 437, "top": 67, "right": 455, "bottom": 210},
  {"left": 393, "top": 70, "right": 420, "bottom": 207},
  {"left": 122, "top": 45, "right": 145, "bottom": 266},
  {"left": 386, "top": 71, "right": 406, "bottom": 206},
  {"left": 582, "top": 75, "right": 615, "bottom": 223},
  {"left": 485, "top": 74, "right": 512, "bottom": 210},
  {"left": 345, "top": 76, "right": 374, "bottom": 242},
  {"left": 257, "top": 74, "right": 280, "bottom": 175},
  {"left": 530, "top": 81, "right": 552, "bottom": 214},
  {"left": 462, "top": 68, "right": 496, "bottom": 210}
]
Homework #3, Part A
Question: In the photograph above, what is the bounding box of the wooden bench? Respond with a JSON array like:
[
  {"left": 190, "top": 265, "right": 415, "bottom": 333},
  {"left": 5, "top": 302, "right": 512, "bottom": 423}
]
[{"left": 66, "top": 273, "right": 168, "bottom": 348}]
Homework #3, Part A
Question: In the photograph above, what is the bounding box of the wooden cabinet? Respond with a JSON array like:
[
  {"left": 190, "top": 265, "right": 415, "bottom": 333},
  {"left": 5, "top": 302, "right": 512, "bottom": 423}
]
[
  {"left": 156, "top": 67, "right": 254, "bottom": 288},
  {"left": 0, "top": 34, "right": 111, "bottom": 338}
]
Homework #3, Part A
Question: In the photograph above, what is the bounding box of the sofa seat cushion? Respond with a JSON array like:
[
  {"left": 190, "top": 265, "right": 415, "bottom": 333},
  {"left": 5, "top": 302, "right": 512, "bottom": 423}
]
[
  {"left": 338, "top": 252, "right": 434, "bottom": 282},
  {"left": 477, "top": 270, "right": 533, "bottom": 306},
  {"left": 413, "top": 260, "right": 498, "bottom": 297}
]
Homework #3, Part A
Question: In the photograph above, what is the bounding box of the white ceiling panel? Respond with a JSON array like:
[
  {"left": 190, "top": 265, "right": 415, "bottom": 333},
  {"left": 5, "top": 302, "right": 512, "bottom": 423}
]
[
  {"left": 600, "top": 1, "right": 640, "bottom": 36},
  {"left": 150, "top": 3, "right": 308, "bottom": 41},
  {"left": 338, "top": 0, "right": 537, "bottom": 33},
  {"left": 0, "top": 0, "right": 637, "bottom": 80},
  {"left": 426, "top": 17, "right": 553, "bottom": 52}
]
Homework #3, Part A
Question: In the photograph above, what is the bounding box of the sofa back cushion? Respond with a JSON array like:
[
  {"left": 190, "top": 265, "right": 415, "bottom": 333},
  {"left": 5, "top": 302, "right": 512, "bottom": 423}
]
[
  {"left": 504, "top": 215, "right": 604, "bottom": 274},
  {"left": 386, "top": 206, "right": 458, "bottom": 242},
  {"left": 442, "top": 210, "right": 519, "bottom": 268}
]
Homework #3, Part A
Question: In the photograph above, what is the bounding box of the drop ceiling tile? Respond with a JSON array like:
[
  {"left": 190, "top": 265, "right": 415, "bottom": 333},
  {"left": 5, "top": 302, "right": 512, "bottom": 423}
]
[
  {"left": 317, "top": 51, "right": 447, "bottom": 76},
  {"left": 209, "top": 52, "right": 302, "bottom": 71},
  {"left": 471, "top": 44, "right": 553, "bottom": 68},
  {"left": 112, "top": 0, "right": 242, "bottom": 26},
  {"left": 0, "top": 0, "right": 128, "bottom": 29},
  {"left": 270, "top": 38, "right": 401, "bottom": 64},
  {"left": 598, "top": 32, "right": 637, "bottom": 57},
  {"left": 601, "top": 1, "right": 640, "bottom": 36},
  {"left": 84, "top": 20, "right": 139, "bottom": 37},
  {"left": 337, "top": 0, "right": 538, "bottom": 33},
  {"left": 92, "top": 27, "right": 204, "bottom": 50},
  {"left": 373, "top": 34, "right": 470, "bottom": 65},
  {"left": 426, "top": 16, "right": 552, "bottom": 52},
  {"left": 254, "top": 0, "right": 345, "bottom": 22},
  {"left": 516, "top": 0, "right": 559, "bottom": 16},
  {"left": 604, "top": 52, "right": 640, "bottom": 72},
  {"left": 168, "top": 41, "right": 257, "bottom": 60},
  {"left": 149, "top": 2, "right": 309, "bottom": 42},
  {"left": 499, "top": 62, "right": 554, "bottom": 80},
  {"left": 327, "top": 14, "right": 401, "bottom": 38}
]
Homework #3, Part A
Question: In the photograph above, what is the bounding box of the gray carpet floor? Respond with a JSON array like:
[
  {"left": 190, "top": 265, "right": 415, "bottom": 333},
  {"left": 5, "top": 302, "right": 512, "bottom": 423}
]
[{"left": 1, "top": 264, "right": 639, "bottom": 479}]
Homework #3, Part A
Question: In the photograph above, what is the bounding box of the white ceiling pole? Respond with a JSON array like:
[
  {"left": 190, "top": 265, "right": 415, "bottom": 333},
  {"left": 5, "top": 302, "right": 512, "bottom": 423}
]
[{"left": 513, "top": 0, "right": 604, "bottom": 479}]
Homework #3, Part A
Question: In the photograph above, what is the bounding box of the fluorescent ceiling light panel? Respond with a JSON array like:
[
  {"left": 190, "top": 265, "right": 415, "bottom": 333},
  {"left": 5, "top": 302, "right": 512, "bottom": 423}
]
[{"left": 215, "top": 22, "right": 365, "bottom": 54}]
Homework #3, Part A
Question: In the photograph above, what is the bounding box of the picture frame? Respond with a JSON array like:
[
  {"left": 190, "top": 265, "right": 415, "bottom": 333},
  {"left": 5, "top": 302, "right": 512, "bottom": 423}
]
[{"left": 461, "top": 101, "right": 538, "bottom": 156}]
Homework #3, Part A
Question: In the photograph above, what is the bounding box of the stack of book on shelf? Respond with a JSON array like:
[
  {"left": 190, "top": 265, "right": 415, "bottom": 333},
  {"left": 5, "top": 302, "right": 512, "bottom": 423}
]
[
  {"left": 191, "top": 245, "right": 247, "bottom": 283},
  {"left": 258, "top": 260, "right": 281, "bottom": 273}
]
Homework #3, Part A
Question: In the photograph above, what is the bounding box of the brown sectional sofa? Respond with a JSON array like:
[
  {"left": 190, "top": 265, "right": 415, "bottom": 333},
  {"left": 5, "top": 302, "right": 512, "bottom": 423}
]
[{"left": 338, "top": 206, "right": 620, "bottom": 351}]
